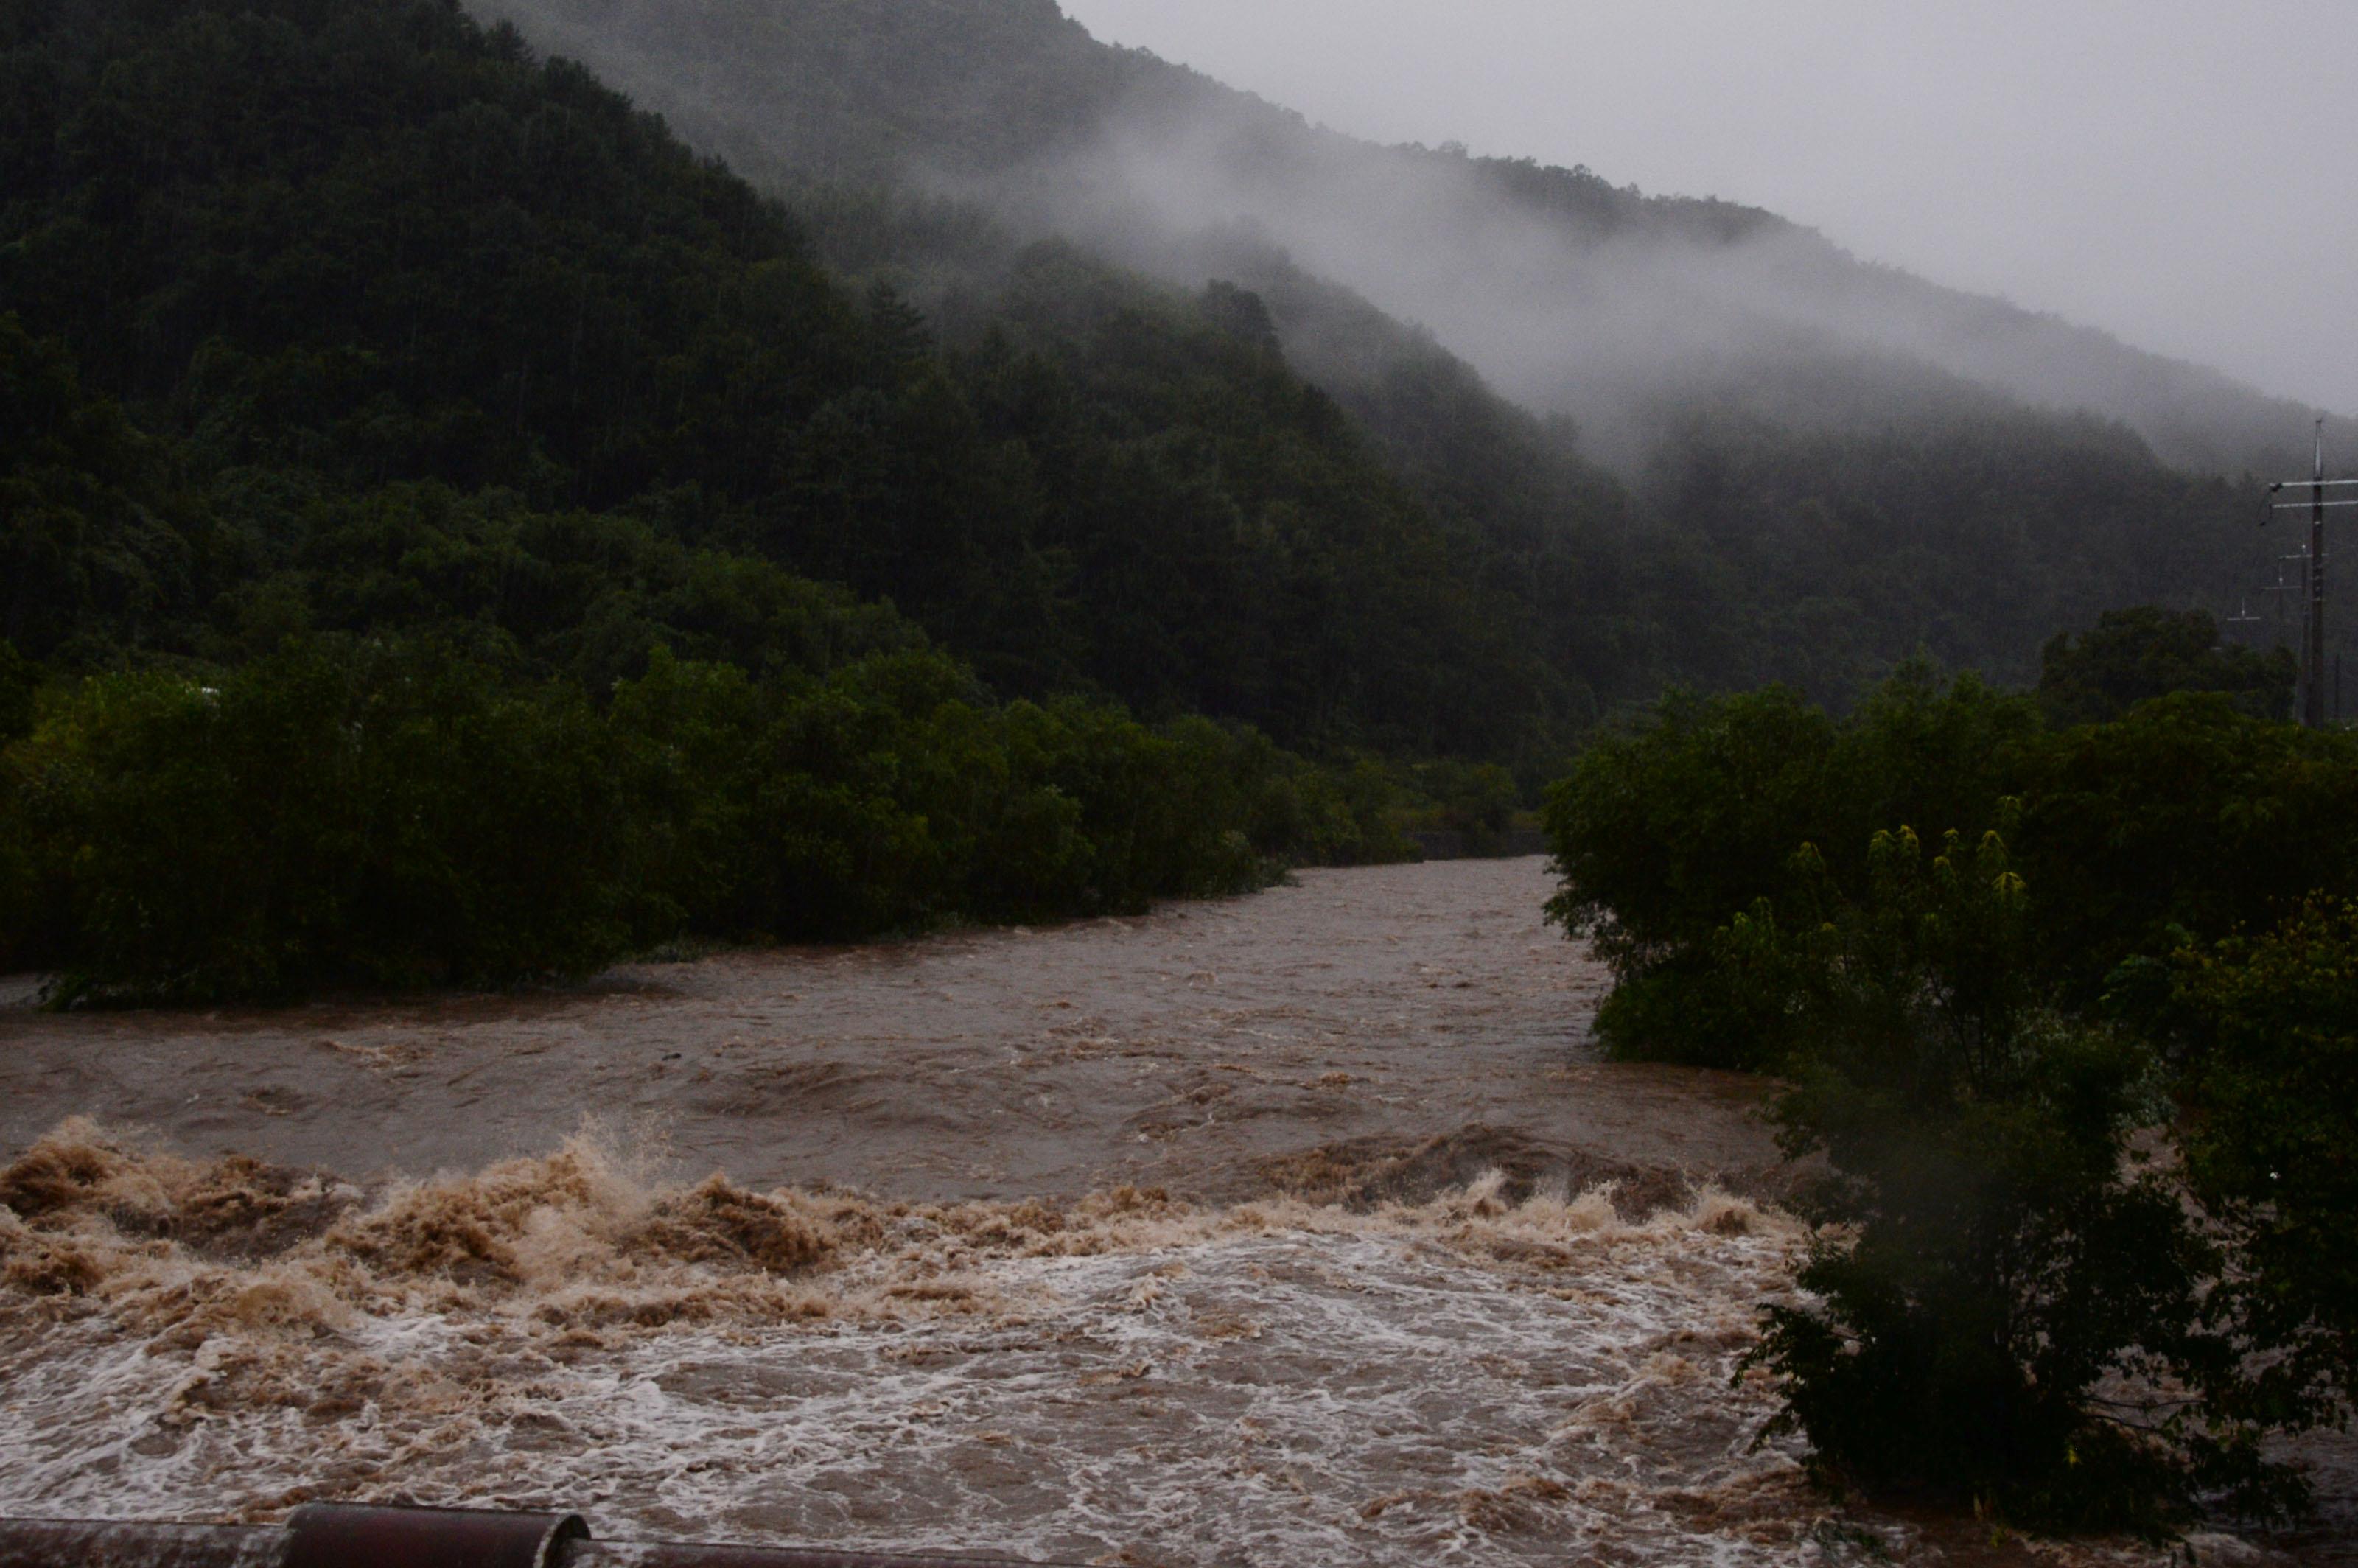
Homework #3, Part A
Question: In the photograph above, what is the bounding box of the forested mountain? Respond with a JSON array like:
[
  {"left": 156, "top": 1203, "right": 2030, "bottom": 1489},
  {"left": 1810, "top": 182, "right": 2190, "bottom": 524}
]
[
  {"left": 462, "top": 0, "right": 2329, "bottom": 701},
  {"left": 0, "top": 0, "right": 1604, "bottom": 756},
  {"left": 0, "top": 0, "right": 2334, "bottom": 738},
  {"left": 473, "top": 0, "right": 2354, "bottom": 482},
  {"left": 4, "top": 0, "right": 1489, "bottom": 997}
]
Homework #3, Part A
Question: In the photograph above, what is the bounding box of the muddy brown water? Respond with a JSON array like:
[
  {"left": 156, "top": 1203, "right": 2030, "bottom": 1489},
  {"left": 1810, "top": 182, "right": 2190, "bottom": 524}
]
[
  {"left": 0, "top": 860, "right": 2340, "bottom": 1565},
  {"left": 0, "top": 860, "right": 1775, "bottom": 1206}
]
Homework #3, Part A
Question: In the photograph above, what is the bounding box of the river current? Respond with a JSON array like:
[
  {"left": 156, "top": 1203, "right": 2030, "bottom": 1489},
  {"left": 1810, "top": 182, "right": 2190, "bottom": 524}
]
[{"left": 0, "top": 861, "right": 2335, "bottom": 1564}]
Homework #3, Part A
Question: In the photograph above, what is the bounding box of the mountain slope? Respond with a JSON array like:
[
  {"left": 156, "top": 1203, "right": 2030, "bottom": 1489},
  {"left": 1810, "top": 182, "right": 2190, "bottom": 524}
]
[
  {"left": 468, "top": 0, "right": 2331, "bottom": 701},
  {"left": 0, "top": 0, "right": 1483, "bottom": 997},
  {"left": 0, "top": 0, "right": 1598, "bottom": 755},
  {"left": 477, "top": 0, "right": 2351, "bottom": 481}
]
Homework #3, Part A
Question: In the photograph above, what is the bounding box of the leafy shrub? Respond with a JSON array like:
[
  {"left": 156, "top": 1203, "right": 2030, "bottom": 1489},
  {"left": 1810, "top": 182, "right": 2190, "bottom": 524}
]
[
  {"left": 1, "top": 641, "right": 636, "bottom": 1000},
  {"left": 2009, "top": 694, "right": 2358, "bottom": 1004},
  {"left": 2161, "top": 897, "right": 2358, "bottom": 1435},
  {"left": 2038, "top": 606, "right": 2295, "bottom": 726},
  {"left": 1544, "top": 665, "right": 2358, "bottom": 1068},
  {"left": 1542, "top": 665, "right": 2033, "bottom": 1065},
  {"left": 1743, "top": 830, "right": 2292, "bottom": 1530}
]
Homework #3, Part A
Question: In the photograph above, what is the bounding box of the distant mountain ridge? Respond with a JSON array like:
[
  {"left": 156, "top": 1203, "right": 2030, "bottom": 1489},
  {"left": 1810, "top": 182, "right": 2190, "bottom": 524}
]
[
  {"left": 453, "top": 0, "right": 2349, "bottom": 701},
  {"left": 7, "top": 0, "right": 2326, "bottom": 740},
  {"left": 472, "top": 0, "right": 2352, "bottom": 480}
]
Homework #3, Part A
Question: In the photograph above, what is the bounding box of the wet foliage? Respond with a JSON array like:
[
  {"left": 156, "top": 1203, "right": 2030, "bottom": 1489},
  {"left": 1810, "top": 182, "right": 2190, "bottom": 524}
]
[
  {"left": 0, "top": 0, "right": 1579, "bottom": 758},
  {"left": 1544, "top": 640, "right": 2358, "bottom": 1531},
  {"left": 2147, "top": 897, "right": 2358, "bottom": 1446},
  {"left": 2037, "top": 606, "right": 2295, "bottom": 727},
  {"left": 1544, "top": 652, "right": 2358, "bottom": 1068},
  {"left": 1737, "top": 831, "right": 2286, "bottom": 1530},
  {"left": 0, "top": 635, "right": 1410, "bottom": 1001}
]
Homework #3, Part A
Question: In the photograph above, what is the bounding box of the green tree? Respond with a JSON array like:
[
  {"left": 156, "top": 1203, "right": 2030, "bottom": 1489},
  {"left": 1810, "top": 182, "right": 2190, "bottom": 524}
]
[
  {"left": 2009, "top": 694, "right": 2358, "bottom": 1003},
  {"left": 1742, "top": 829, "right": 2291, "bottom": 1530},
  {"left": 1543, "top": 667, "right": 2035, "bottom": 1066},
  {"left": 2037, "top": 606, "right": 2295, "bottom": 726},
  {"left": 2163, "top": 897, "right": 2358, "bottom": 1435},
  {"left": 1, "top": 640, "right": 637, "bottom": 999}
]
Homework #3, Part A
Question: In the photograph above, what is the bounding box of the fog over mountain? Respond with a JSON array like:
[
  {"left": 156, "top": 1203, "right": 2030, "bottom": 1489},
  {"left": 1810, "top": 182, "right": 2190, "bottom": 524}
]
[
  {"left": 470, "top": 0, "right": 2354, "bottom": 480},
  {"left": 990, "top": 95, "right": 2341, "bottom": 475},
  {"left": 1063, "top": 0, "right": 2358, "bottom": 423}
]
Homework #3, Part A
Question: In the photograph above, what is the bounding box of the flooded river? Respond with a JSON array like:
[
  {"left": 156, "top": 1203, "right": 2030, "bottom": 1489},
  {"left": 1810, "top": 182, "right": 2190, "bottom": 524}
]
[
  {"left": 0, "top": 861, "right": 1771, "bottom": 1204},
  {"left": 0, "top": 861, "right": 2333, "bottom": 1564}
]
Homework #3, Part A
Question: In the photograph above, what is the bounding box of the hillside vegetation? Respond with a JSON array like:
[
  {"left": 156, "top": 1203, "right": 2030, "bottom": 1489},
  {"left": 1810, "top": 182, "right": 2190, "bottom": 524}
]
[
  {"left": 0, "top": 0, "right": 1473, "bottom": 997},
  {"left": 0, "top": 0, "right": 2337, "bottom": 998},
  {"left": 474, "top": 0, "right": 2353, "bottom": 480},
  {"left": 1545, "top": 637, "right": 2352, "bottom": 1533},
  {"left": 5, "top": 0, "right": 1599, "bottom": 751},
  {"left": 471, "top": 0, "right": 2330, "bottom": 704}
]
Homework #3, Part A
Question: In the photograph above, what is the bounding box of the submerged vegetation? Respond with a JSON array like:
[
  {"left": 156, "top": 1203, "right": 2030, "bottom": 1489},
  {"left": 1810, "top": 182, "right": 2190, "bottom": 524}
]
[{"left": 1547, "top": 617, "right": 2358, "bottom": 1530}]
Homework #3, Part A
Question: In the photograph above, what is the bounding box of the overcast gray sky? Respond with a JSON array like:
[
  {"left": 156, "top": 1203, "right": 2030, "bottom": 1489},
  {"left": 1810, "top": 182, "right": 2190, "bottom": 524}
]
[{"left": 1060, "top": 0, "right": 2358, "bottom": 416}]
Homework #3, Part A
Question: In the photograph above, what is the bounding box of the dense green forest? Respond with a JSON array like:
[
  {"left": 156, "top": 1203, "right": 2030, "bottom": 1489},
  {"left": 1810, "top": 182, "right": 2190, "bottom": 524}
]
[
  {"left": 472, "top": 0, "right": 2328, "bottom": 707},
  {"left": 0, "top": 0, "right": 1588, "bottom": 756},
  {"left": 0, "top": 0, "right": 1494, "bottom": 997},
  {"left": 1543, "top": 623, "right": 2351, "bottom": 1533},
  {"left": 1, "top": 634, "right": 1416, "bottom": 1001},
  {"left": 7, "top": 0, "right": 2317, "bottom": 735},
  {"left": 0, "top": 0, "right": 2331, "bottom": 1004}
]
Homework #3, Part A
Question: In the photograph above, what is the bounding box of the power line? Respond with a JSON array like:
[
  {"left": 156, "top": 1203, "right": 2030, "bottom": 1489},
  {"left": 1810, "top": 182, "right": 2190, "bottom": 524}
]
[{"left": 2261, "top": 420, "right": 2348, "bottom": 729}]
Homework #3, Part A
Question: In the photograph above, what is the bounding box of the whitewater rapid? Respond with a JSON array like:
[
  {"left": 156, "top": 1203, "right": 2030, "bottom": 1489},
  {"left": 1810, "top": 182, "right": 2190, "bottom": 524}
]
[
  {"left": 0, "top": 1122, "right": 1839, "bottom": 1564},
  {"left": 0, "top": 861, "right": 2330, "bottom": 1564}
]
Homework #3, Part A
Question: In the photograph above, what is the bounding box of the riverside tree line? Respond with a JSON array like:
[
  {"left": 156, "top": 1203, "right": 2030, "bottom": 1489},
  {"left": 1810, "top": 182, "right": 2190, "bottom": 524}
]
[{"left": 1544, "top": 612, "right": 2351, "bottom": 1533}]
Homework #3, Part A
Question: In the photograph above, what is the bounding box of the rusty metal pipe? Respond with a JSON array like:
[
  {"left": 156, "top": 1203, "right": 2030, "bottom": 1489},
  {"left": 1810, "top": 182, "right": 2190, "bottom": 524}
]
[
  {"left": 0, "top": 1510, "right": 1062, "bottom": 1568},
  {"left": 0, "top": 1519, "right": 288, "bottom": 1568},
  {"left": 286, "top": 1505, "right": 590, "bottom": 1568}
]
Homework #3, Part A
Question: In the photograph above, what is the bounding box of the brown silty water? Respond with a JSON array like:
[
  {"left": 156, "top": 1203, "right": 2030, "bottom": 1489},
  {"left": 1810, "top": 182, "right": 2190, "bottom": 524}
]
[
  {"left": 0, "top": 860, "right": 1766, "bottom": 1203},
  {"left": 0, "top": 861, "right": 2340, "bottom": 1564}
]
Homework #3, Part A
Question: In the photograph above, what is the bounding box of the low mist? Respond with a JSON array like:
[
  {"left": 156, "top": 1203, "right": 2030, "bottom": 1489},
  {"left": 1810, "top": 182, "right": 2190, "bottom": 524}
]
[
  {"left": 973, "top": 74, "right": 2344, "bottom": 476},
  {"left": 464, "top": 0, "right": 2352, "bottom": 480}
]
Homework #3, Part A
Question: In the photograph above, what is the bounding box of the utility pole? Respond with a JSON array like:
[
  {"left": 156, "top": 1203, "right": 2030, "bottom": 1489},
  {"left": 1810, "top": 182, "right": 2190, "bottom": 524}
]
[
  {"left": 2266, "top": 421, "right": 2358, "bottom": 728},
  {"left": 2266, "top": 552, "right": 2309, "bottom": 645},
  {"left": 2311, "top": 421, "right": 2329, "bottom": 730}
]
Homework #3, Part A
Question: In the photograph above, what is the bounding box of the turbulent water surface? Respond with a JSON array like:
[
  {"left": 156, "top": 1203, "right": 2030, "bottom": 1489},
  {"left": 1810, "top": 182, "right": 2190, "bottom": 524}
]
[
  {"left": 0, "top": 861, "right": 2336, "bottom": 1564},
  {"left": 0, "top": 861, "right": 1772, "bottom": 1205}
]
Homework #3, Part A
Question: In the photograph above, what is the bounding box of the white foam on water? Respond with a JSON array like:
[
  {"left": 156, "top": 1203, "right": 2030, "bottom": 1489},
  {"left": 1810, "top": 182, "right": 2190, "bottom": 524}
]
[
  {"left": 0, "top": 1122, "right": 1872, "bottom": 1564},
  {"left": 0, "top": 1122, "right": 2204, "bottom": 1566}
]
